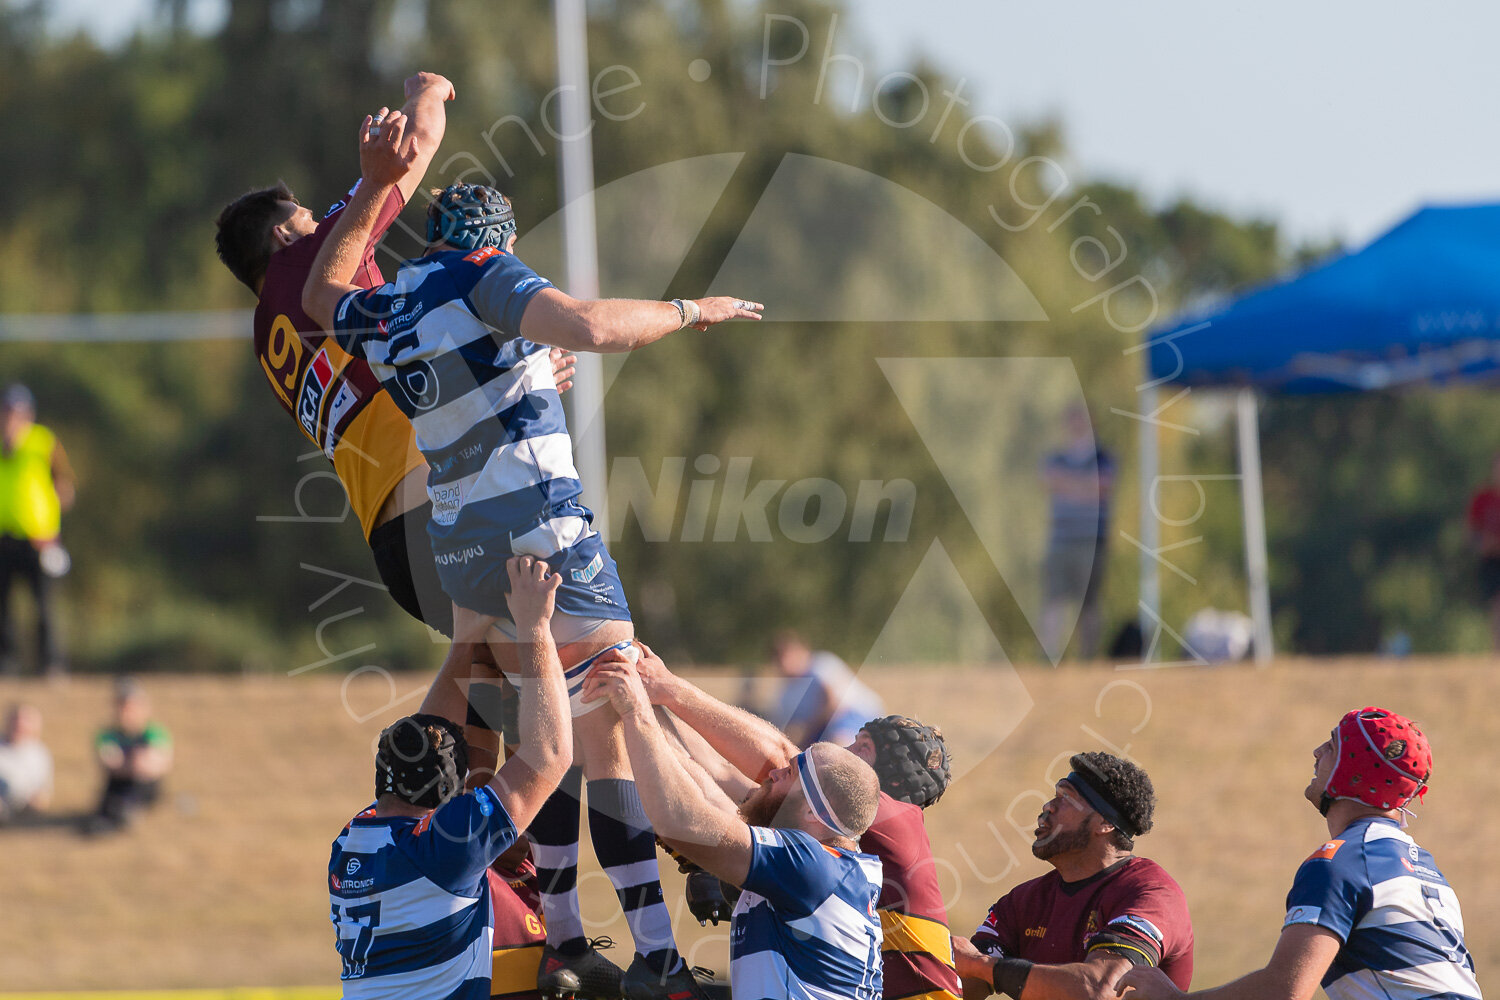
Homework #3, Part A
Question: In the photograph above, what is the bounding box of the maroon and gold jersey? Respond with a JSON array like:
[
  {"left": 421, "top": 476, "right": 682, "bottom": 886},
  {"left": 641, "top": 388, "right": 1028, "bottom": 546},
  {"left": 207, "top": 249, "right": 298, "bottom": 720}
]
[
  {"left": 861, "top": 793, "right": 962, "bottom": 1000},
  {"left": 488, "top": 859, "right": 545, "bottom": 1000},
  {"left": 252, "top": 183, "right": 425, "bottom": 539},
  {"left": 972, "top": 856, "right": 1194, "bottom": 989}
]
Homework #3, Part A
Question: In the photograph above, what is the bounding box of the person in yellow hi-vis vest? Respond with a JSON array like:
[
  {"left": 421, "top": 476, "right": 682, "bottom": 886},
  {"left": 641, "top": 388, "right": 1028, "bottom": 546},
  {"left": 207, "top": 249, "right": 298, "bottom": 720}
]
[{"left": 0, "top": 385, "right": 74, "bottom": 676}]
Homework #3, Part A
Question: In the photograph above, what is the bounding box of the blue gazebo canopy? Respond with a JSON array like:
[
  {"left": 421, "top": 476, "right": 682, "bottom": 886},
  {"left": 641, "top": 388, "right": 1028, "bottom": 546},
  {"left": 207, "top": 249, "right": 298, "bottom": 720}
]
[{"left": 1147, "top": 202, "right": 1500, "bottom": 393}]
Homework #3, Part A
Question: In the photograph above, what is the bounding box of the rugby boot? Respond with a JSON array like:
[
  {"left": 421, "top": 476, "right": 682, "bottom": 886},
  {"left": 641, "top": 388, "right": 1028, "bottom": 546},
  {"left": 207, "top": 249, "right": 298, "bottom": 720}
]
[
  {"left": 538, "top": 937, "right": 625, "bottom": 1000},
  {"left": 621, "top": 955, "right": 717, "bottom": 1000}
]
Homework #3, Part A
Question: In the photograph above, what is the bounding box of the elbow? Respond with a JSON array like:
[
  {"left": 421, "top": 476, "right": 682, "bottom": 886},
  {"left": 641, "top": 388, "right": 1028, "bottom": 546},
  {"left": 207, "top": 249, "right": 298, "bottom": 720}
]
[
  {"left": 575, "top": 317, "right": 617, "bottom": 353},
  {"left": 540, "top": 732, "right": 574, "bottom": 779}
]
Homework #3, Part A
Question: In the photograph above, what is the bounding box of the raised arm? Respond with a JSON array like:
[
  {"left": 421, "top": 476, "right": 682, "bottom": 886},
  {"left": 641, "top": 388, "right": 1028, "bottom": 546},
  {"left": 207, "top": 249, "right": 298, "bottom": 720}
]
[
  {"left": 518, "top": 288, "right": 763, "bottom": 353},
  {"left": 394, "top": 71, "right": 455, "bottom": 204},
  {"left": 633, "top": 641, "right": 797, "bottom": 784},
  {"left": 485, "top": 556, "right": 573, "bottom": 833},
  {"left": 302, "top": 110, "right": 420, "bottom": 330},
  {"left": 582, "top": 653, "right": 754, "bottom": 886}
]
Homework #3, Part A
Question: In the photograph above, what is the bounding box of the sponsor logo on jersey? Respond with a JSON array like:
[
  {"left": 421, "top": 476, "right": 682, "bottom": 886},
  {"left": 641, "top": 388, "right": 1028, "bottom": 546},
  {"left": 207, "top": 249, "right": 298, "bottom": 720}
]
[
  {"left": 571, "top": 552, "right": 604, "bottom": 584},
  {"left": 384, "top": 300, "right": 425, "bottom": 337},
  {"left": 465, "top": 246, "right": 502, "bottom": 265},
  {"left": 299, "top": 348, "right": 334, "bottom": 438},
  {"left": 1307, "top": 839, "right": 1344, "bottom": 861},
  {"left": 1024, "top": 925, "right": 1046, "bottom": 938},
  {"left": 434, "top": 544, "right": 486, "bottom": 567},
  {"left": 330, "top": 873, "right": 342, "bottom": 890},
  {"left": 514, "top": 276, "right": 551, "bottom": 296},
  {"left": 431, "top": 482, "right": 464, "bottom": 527},
  {"left": 751, "top": 826, "right": 776, "bottom": 846},
  {"left": 323, "top": 383, "right": 358, "bottom": 458},
  {"left": 1399, "top": 856, "right": 1445, "bottom": 880},
  {"left": 324, "top": 199, "right": 347, "bottom": 219},
  {"left": 346, "top": 858, "right": 362, "bottom": 875}
]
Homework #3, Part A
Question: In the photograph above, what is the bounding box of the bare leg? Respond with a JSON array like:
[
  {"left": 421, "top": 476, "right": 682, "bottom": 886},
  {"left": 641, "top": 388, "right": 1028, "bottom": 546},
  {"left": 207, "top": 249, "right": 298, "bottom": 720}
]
[{"left": 419, "top": 604, "right": 503, "bottom": 786}]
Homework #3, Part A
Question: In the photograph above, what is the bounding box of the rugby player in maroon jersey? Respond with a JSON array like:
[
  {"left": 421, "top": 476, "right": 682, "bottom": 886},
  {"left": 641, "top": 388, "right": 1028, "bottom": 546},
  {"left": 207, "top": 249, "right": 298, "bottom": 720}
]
[
  {"left": 953, "top": 754, "right": 1193, "bottom": 1000},
  {"left": 213, "top": 70, "right": 573, "bottom": 771}
]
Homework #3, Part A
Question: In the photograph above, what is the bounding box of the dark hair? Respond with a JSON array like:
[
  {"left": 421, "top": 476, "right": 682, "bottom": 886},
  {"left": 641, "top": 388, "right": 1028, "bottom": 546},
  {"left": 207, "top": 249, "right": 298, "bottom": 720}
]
[
  {"left": 375, "top": 713, "right": 469, "bottom": 809},
  {"left": 861, "top": 715, "right": 952, "bottom": 808},
  {"left": 1069, "top": 751, "right": 1155, "bottom": 851},
  {"left": 214, "top": 182, "right": 298, "bottom": 292}
]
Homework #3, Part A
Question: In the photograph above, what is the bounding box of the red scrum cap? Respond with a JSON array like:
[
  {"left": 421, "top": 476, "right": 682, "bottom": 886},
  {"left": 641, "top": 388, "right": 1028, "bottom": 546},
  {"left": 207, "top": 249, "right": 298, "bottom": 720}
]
[{"left": 1324, "top": 707, "right": 1431, "bottom": 813}]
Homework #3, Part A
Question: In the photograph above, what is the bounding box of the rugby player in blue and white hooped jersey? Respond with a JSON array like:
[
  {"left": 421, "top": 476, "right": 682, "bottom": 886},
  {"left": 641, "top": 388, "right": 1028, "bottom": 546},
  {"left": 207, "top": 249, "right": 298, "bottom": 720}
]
[
  {"left": 583, "top": 651, "right": 885, "bottom": 1000},
  {"left": 1119, "top": 707, "right": 1481, "bottom": 1000},
  {"left": 330, "top": 555, "right": 572, "bottom": 1000},
  {"left": 305, "top": 111, "right": 763, "bottom": 1000}
]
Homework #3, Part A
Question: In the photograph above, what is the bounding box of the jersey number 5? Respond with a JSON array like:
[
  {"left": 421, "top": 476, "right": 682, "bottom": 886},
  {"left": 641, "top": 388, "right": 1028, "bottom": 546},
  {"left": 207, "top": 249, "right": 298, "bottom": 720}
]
[{"left": 334, "top": 900, "right": 382, "bottom": 979}]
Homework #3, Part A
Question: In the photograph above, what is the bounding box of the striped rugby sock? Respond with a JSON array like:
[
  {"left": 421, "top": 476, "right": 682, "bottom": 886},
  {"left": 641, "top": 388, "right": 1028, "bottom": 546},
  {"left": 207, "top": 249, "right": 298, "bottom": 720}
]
[
  {"left": 531, "top": 766, "right": 586, "bottom": 951},
  {"left": 587, "top": 778, "right": 682, "bottom": 975}
]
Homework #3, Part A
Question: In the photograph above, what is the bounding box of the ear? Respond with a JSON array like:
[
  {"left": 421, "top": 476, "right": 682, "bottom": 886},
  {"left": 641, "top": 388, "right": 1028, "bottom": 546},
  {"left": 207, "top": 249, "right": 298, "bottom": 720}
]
[{"left": 271, "top": 223, "right": 299, "bottom": 248}]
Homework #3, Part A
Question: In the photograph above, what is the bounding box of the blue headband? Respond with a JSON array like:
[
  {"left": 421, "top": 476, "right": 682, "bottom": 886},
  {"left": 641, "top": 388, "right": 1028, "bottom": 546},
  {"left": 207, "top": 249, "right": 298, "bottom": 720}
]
[
  {"left": 795, "top": 750, "right": 856, "bottom": 839},
  {"left": 1063, "top": 771, "right": 1137, "bottom": 837}
]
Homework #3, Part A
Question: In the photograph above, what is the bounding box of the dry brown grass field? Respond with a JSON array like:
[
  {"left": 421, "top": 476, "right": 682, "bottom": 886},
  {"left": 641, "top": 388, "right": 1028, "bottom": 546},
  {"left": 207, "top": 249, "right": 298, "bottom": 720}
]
[{"left": 0, "top": 658, "right": 1494, "bottom": 995}]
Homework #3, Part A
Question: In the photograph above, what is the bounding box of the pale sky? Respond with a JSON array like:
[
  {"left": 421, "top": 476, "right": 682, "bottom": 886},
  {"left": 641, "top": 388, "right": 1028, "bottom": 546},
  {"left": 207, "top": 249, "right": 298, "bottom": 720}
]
[{"left": 39, "top": 0, "right": 1500, "bottom": 246}]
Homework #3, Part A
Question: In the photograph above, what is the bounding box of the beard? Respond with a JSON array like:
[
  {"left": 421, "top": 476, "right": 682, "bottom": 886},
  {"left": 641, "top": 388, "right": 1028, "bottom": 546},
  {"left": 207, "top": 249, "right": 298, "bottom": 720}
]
[
  {"left": 1032, "top": 822, "right": 1092, "bottom": 861},
  {"left": 739, "top": 780, "right": 792, "bottom": 828}
]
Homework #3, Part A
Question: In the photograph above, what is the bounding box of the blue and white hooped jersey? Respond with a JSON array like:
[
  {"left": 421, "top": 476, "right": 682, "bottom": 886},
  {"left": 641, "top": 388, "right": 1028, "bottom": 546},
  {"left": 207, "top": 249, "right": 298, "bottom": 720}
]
[
  {"left": 331, "top": 247, "right": 587, "bottom": 558},
  {"left": 329, "top": 787, "right": 518, "bottom": 1000},
  {"left": 731, "top": 827, "right": 884, "bottom": 1000},
  {"left": 1283, "top": 817, "right": 1481, "bottom": 1000}
]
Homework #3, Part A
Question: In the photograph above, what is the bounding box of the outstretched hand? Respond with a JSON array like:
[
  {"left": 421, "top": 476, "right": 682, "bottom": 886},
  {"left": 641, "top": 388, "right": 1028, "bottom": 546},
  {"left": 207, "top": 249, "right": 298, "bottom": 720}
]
[
  {"left": 631, "top": 641, "right": 678, "bottom": 705},
  {"left": 503, "top": 556, "right": 560, "bottom": 635},
  {"left": 579, "top": 650, "right": 651, "bottom": 718},
  {"left": 358, "top": 107, "right": 421, "bottom": 189},
  {"left": 691, "top": 297, "right": 764, "bottom": 331}
]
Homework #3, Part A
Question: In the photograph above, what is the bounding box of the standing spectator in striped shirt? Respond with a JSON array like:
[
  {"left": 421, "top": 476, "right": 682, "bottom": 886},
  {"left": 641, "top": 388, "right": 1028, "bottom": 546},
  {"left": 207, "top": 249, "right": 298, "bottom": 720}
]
[
  {"left": 304, "top": 111, "right": 762, "bottom": 1000},
  {"left": 1118, "top": 708, "right": 1481, "bottom": 1000},
  {"left": 329, "top": 555, "right": 571, "bottom": 1000}
]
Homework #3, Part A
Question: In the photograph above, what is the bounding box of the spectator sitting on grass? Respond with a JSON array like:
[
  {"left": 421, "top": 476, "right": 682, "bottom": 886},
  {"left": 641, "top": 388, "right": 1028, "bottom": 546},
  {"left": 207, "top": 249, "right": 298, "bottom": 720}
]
[
  {"left": 770, "top": 630, "right": 884, "bottom": 749},
  {"left": 85, "top": 679, "right": 172, "bottom": 834},
  {"left": 0, "top": 703, "right": 52, "bottom": 822}
]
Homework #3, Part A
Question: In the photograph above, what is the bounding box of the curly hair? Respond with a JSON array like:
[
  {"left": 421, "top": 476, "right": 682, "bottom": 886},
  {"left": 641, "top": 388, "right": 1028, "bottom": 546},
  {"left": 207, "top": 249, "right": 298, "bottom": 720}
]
[{"left": 1069, "top": 751, "right": 1155, "bottom": 851}]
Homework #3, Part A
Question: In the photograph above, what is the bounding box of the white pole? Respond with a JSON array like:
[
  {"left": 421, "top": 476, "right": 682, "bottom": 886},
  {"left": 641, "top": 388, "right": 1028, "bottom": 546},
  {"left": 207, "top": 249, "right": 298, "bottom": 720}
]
[
  {"left": 1236, "top": 387, "right": 1274, "bottom": 664},
  {"left": 1138, "top": 385, "right": 1161, "bottom": 656},
  {"left": 553, "top": 0, "right": 610, "bottom": 537}
]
